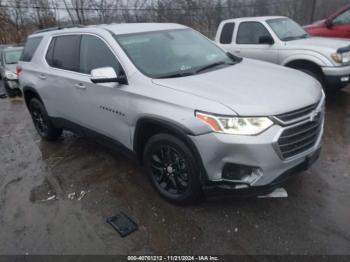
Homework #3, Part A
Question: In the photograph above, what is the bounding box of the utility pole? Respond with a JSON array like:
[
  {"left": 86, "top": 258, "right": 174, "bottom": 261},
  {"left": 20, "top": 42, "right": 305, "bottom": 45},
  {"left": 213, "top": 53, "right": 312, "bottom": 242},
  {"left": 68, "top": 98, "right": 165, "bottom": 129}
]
[{"left": 310, "top": 0, "right": 317, "bottom": 24}]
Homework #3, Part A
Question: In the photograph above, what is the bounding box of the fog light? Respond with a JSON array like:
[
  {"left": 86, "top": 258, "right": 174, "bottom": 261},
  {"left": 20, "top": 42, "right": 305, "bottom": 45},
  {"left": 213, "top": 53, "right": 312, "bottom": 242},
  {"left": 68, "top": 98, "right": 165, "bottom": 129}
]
[
  {"left": 222, "top": 164, "right": 262, "bottom": 184},
  {"left": 341, "top": 76, "right": 349, "bottom": 82}
]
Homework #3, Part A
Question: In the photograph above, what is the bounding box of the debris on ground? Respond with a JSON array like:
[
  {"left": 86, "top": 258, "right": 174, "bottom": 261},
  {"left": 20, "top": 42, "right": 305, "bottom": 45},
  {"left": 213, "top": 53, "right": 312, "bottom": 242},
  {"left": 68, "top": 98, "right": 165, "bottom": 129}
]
[
  {"left": 0, "top": 93, "right": 7, "bottom": 99},
  {"left": 67, "top": 190, "right": 89, "bottom": 200},
  {"left": 77, "top": 190, "right": 88, "bottom": 201},
  {"left": 41, "top": 195, "right": 57, "bottom": 202},
  {"left": 258, "top": 188, "right": 288, "bottom": 199},
  {"left": 67, "top": 192, "right": 76, "bottom": 200},
  {"left": 106, "top": 213, "right": 138, "bottom": 237}
]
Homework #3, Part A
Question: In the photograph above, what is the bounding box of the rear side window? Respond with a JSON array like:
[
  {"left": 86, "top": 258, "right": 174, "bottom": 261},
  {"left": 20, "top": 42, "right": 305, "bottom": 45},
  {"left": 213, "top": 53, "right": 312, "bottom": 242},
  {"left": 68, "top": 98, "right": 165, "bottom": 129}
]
[
  {"left": 237, "top": 22, "right": 271, "bottom": 44},
  {"left": 220, "top": 23, "right": 235, "bottom": 44},
  {"left": 47, "top": 35, "right": 81, "bottom": 71},
  {"left": 79, "top": 35, "right": 121, "bottom": 74},
  {"left": 20, "top": 37, "right": 43, "bottom": 62}
]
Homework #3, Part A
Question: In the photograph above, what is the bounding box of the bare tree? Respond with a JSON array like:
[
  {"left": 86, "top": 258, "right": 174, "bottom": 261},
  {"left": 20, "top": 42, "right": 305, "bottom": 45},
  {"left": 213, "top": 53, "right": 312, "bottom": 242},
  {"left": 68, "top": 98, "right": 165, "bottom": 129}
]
[
  {"left": 62, "top": 0, "right": 91, "bottom": 24},
  {"left": 0, "top": 0, "right": 348, "bottom": 44},
  {"left": 30, "top": 0, "right": 57, "bottom": 29}
]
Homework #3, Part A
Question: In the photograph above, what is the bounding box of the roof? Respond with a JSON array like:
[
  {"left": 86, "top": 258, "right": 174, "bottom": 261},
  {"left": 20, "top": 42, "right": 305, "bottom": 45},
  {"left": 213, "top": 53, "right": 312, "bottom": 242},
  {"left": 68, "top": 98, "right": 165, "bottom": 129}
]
[
  {"left": 221, "top": 16, "right": 287, "bottom": 23},
  {"left": 31, "top": 23, "right": 188, "bottom": 37},
  {"left": 99, "top": 23, "right": 187, "bottom": 35}
]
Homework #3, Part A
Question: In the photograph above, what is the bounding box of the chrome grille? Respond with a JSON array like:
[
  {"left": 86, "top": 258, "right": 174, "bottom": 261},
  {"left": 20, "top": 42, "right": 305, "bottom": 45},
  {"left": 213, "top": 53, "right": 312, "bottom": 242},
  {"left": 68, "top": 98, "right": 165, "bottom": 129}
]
[
  {"left": 276, "top": 103, "right": 317, "bottom": 123},
  {"left": 277, "top": 113, "right": 322, "bottom": 159}
]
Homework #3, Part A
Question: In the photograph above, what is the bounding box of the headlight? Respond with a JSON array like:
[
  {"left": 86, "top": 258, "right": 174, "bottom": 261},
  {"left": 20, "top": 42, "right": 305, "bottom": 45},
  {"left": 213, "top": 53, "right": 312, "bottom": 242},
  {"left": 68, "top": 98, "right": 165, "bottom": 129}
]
[
  {"left": 195, "top": 111, "right": 273, "bottom": 135},
  {"left": 331, "top": 52, "right": 350, "bottom": 64},
  {"left": 5, "top": 71, "right": 17, "bottom": 80}
]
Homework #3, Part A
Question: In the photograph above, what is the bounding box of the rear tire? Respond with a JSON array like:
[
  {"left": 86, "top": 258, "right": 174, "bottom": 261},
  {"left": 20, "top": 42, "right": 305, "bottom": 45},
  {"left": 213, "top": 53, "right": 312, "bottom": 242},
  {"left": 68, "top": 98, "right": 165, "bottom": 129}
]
[
  {"left": 143, "top": 133, "right": 202, "bottom": 204},
  {"left": 28, "top": 98, "right": 62, "bottom": 141}
]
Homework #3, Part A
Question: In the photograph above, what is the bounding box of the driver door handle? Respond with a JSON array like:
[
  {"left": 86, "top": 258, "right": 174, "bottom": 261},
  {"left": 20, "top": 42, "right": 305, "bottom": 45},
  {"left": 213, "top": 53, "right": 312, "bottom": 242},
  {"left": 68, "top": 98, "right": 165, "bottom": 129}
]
[
  {"left": 39, "top": 74, "right": 46, "bottom": 80},
  {"left": 74, "top": 83, "right": 86, "bottom": 90}
]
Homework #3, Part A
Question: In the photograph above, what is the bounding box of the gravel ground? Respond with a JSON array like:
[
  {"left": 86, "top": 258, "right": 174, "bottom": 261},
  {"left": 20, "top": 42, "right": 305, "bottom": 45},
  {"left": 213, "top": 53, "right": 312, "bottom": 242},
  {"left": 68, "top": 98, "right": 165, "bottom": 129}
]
[{"left": 0, "top": 81, "right": 349, "bottom": 255}]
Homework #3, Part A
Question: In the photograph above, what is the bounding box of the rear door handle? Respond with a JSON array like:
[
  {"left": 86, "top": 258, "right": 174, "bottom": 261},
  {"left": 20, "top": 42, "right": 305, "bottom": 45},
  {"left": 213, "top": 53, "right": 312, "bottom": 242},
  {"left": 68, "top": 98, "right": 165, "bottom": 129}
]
[
  {"left": 234, "top": 50, "right": 241, "bottom": 54},
  {"left": 74, "top": 83, "right": 86, "bottom": 90},
  {"left": 39, "top": 74, "right": 46, "bottom": 80}
]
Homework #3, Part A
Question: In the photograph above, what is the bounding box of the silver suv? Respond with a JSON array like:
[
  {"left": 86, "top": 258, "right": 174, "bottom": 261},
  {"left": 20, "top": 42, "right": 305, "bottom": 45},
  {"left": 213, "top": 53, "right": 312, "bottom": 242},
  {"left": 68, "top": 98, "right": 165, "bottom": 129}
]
[{"left": 18, "top": 23, "right": 325, "bottom": 203}]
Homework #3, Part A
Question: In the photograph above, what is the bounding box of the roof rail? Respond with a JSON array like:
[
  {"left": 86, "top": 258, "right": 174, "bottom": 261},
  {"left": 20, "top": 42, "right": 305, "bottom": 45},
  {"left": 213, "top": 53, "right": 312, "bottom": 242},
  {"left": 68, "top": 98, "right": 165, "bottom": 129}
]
[{"left": 33, "top": 24, "right": 85, "bottom": 34}]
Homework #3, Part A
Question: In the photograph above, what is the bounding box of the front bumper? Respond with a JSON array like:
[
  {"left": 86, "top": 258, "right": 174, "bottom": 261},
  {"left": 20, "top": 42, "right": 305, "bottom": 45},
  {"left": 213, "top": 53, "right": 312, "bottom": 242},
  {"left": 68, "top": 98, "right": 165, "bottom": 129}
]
[
  {"left": 203, "top": 147, "right": 321, "bottom": 197},
  {"left": 192, "top": 123, "right": 323, "bottom": 187},
  {"left": 6, "top": 79, "right": 19, "bottom": 89},
  {"left": 322, "top": 65, "right": 350, "bottom": 88}
]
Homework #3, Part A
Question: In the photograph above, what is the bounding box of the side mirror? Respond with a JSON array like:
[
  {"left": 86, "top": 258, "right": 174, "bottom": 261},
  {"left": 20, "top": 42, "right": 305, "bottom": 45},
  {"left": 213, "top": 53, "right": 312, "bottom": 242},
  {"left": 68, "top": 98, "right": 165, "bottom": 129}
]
[
  {"left": 259, "top": 35, "right": 274, "bottom": 45},
  {"left": 90, "top": 67, "right": 127, "bottom": 85},
  {"left": 325, "top": 18, "right": 333, "bottom": 28}
]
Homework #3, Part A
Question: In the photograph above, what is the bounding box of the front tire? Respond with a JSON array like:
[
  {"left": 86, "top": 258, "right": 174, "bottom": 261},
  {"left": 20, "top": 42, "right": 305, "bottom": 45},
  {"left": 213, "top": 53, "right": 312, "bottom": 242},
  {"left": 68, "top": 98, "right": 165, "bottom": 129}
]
[
  {"left": 143, "top": 134, "right": 202, "bottom": 204},
  {"left": 29, "top": 98, "right": 62, "bottom": 141}
]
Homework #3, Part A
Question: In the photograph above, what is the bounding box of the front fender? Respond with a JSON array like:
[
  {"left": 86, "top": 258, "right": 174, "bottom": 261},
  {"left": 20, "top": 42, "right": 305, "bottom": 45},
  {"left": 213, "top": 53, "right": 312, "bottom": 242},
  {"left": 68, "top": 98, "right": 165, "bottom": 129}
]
[{"left": 281, "top": 53, "right": 333, "bottom": 67}]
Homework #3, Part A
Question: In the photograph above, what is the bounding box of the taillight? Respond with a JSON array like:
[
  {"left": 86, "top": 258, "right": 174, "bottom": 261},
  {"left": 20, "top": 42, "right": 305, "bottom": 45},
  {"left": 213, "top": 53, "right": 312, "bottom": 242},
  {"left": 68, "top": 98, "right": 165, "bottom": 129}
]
[{"left": 16, "top": 66, "right": 22, "bottom": 76}]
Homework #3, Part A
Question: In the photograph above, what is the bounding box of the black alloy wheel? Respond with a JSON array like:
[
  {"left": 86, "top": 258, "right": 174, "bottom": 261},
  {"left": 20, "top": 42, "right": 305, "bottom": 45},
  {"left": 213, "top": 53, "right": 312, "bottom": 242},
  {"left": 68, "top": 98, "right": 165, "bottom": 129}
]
[{"left": 143, "top": 134, "right": 202, "bottom": 204}]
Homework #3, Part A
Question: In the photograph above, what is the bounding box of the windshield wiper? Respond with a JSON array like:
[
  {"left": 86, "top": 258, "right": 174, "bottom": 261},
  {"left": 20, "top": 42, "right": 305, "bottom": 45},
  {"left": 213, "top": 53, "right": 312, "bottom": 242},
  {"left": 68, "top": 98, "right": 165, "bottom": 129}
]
[
  {"left": 282, "top": 34, "right": 309, "bottom": 41},
  {"left": 195, "top": 61, "right": 234, "bottom": 74},
  {"left": 157, "top": 71, "right": 195, "bottom": 79}
]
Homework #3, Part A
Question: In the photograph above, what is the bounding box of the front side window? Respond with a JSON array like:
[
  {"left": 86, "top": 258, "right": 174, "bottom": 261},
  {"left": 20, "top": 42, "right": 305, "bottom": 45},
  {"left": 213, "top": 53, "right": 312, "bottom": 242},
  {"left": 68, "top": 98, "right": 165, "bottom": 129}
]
[
  {"left": 79, "top": 35, "right": 121, "bottom": 75},
  {"left": 4, "top": 49, "right": 23, "bottom": 64},
  {"left": 114, "top": 29, "right": 234, "bottom": 78},
  {"left": 47, "top": 35, "right": 81, "bottom": 71},
  {"left": 237, "top": 22, "right": 271, "bottom": 44},
  {"left": 267, "top": 18, "right": 308, "bottom": 41},
  {"left": 333, "top": 9, "right": 350, "bottom": 25}
]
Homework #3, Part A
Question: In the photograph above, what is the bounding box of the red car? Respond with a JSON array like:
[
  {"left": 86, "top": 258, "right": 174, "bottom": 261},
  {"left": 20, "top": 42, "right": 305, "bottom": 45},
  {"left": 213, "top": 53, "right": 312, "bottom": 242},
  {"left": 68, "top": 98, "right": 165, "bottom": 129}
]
[{"left": 304, "top": 3, "right": 350, "bottom": 38}]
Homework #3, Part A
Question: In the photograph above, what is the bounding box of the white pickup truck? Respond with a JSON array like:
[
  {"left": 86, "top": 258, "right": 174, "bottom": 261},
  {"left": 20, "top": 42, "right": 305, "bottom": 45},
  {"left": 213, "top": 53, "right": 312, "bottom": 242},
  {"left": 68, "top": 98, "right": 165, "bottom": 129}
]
[{"left": 215, "top": 16, "right": 350, "bottom": 90}]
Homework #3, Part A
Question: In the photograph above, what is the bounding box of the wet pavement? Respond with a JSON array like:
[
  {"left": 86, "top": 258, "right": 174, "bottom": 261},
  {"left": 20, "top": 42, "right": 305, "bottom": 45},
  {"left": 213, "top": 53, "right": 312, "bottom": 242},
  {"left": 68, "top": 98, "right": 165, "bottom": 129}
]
[{"left": 0, "top": 81, "right": 349, "bottom": 255}]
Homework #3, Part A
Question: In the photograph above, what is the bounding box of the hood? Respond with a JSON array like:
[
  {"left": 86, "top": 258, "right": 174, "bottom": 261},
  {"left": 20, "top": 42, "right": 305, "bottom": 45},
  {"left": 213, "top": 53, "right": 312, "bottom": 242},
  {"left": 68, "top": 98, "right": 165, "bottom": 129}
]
[
  {"left": 304, "top": 20, "right": 325, "bottom": 29},
  {"left": 152, "top": 59, "right": 322, "bottom": 116},
  {"left": 4, "top": 64, "right": 17, "bottom": 74},
  {"left": 286, "top": 36, "right": 350, "bottom": 51}
]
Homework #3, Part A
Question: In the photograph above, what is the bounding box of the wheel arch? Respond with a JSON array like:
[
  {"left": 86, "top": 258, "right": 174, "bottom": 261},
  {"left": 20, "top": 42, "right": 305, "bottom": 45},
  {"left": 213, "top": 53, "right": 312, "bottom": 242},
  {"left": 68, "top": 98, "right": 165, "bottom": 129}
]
[
  {"left": 284, "top": 59, "right": 324, "bottom": 79},
  {"left": 22, "top": 86, "right": 43, "bottom": 109},
  {"left": 133, "top": 117, "right": 208, "bottom": 183}
]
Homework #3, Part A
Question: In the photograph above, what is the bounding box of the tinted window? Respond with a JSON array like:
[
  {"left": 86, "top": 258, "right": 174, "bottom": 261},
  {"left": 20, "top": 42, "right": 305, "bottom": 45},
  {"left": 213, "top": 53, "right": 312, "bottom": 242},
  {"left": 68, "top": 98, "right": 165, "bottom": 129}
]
[
  {"left": 51, "top": 35, "right": 81, "bottom": 71},
  {"left": 20, "top": 37, "right": 43, "bottom": 62},
  {"left": 79, "top": 35, "right": 121, "bottom": 74},
  {"left": 220, "top": 23, "right": 235, "bottom": 44},
  {"left": 334, "top": 9, "right": 350, "bottom": 25},
  {"left": 237, "top": 22, "right": 271, "bottom": 44}
]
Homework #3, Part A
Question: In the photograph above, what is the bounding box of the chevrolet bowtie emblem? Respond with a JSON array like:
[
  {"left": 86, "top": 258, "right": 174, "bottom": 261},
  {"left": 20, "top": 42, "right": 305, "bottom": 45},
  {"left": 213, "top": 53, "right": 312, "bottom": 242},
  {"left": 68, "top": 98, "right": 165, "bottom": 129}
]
[{"left": 309, "top": 110, "right": 319, "bottom": 122}]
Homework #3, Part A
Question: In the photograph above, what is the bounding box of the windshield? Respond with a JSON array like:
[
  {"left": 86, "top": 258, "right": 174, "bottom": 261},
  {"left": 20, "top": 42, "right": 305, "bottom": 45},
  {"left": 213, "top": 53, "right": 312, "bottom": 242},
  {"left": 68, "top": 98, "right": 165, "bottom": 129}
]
[
  {"left": 267, "top": 18, "right": 309, "bottom": 41},
  {"left": 114, "top": 29, "right": 237, "bottom": 78},
  {"left": 4, "top": 49, "right": 23, "bottom": 64}
]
